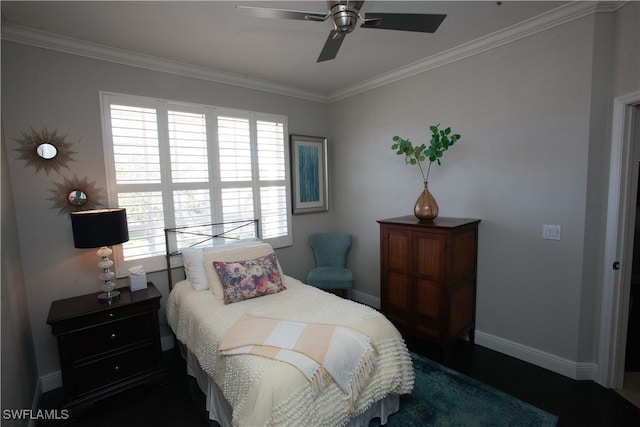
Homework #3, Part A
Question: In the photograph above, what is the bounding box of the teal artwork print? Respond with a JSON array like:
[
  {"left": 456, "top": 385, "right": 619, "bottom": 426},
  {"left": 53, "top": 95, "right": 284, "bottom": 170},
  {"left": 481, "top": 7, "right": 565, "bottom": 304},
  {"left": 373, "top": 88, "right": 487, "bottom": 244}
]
[{"left": 298, "top": 145, "right": 320, "bottom": 202}]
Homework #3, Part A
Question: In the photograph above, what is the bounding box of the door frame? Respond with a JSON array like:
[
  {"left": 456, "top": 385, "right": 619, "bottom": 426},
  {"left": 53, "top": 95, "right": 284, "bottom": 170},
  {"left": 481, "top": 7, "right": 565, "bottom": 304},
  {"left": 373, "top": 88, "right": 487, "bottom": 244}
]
[{"left": 598, "top": 90, "right": 640, "bottom": 388}]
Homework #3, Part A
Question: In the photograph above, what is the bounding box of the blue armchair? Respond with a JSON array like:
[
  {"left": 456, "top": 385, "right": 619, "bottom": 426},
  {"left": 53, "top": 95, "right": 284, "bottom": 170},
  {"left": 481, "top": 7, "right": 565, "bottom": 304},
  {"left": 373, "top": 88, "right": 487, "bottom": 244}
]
[{"left": 306, "top": 233, "right": 353, "bottom": 296}]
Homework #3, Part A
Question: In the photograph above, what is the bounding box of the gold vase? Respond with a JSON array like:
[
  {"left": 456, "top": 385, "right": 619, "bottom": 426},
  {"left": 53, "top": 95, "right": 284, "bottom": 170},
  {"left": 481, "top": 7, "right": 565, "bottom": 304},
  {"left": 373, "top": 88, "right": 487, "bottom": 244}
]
[{"left": 414, "top": 181, "right": 439, "bottom": 220}]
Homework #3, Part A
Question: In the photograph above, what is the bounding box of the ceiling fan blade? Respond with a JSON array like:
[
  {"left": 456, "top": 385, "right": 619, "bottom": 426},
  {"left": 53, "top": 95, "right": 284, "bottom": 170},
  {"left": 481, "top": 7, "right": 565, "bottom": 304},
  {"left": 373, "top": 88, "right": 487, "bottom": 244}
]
[
  {"left": 237, "top": 6, "right": 329, "bottom": 22},
  {"left": 317, "top": 30, "right": 346, "bottom": 62},
  {"left": 361, "top": 13, "right": 446, "bottom": 33},
  {"left": 350, "top": 1, "right": 366, "bottom": 12}
]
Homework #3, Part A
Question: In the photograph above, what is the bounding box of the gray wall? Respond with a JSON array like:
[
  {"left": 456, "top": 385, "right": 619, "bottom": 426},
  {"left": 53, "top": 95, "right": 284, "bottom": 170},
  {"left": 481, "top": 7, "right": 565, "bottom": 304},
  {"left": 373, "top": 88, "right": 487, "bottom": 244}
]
[
  {"left": 612, "top": 2, "right": 640, "bottom": 97},
  {"left": 2, "top": 125, "right": 38, "bottom": 424}
]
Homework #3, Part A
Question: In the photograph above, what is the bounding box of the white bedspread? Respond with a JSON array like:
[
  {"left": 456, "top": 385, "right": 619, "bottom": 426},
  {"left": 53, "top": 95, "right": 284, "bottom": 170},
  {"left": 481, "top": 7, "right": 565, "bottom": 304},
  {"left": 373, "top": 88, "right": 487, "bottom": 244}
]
[{"left": 166, "top": 275, "right": 414, "bottom": 427}]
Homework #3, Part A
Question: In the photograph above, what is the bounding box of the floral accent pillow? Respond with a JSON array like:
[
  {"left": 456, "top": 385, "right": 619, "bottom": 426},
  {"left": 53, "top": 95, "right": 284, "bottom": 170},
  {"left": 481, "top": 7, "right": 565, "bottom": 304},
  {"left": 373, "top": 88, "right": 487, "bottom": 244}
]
[{"left": 213, "top": 253, "right": 286, "bottom": 304}]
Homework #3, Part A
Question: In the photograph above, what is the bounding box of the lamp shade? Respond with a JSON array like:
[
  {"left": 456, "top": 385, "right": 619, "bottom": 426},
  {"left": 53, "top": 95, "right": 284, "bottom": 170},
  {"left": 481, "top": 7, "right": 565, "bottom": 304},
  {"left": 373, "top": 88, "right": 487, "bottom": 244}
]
[{"left": 70, "top": 208, "right": 129, "bottom": 248}]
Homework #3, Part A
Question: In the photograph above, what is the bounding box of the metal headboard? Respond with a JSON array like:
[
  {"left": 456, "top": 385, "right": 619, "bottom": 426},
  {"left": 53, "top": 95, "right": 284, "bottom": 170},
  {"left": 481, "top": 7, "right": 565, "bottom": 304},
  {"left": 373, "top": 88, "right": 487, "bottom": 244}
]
[{"left": 164, "top": 219, "right": 260, "bottom": 290}]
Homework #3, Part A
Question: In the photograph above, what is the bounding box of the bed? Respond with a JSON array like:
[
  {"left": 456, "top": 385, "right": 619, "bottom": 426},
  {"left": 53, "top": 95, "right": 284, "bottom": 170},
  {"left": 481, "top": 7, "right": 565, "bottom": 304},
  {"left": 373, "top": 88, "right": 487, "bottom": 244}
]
[{"left": 164, "top": 221, "right": 414, "bottom": 426}]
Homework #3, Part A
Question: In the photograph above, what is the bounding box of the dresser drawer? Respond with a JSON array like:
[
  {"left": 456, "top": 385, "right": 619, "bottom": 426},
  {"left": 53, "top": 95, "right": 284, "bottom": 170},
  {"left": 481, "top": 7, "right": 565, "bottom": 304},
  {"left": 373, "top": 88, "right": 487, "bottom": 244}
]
[
  {"left": 71, "top": 343, "right": 158, "bottom": 397},
  {"left": 64, "top": 314, "right": 154, "bottom": 360}
]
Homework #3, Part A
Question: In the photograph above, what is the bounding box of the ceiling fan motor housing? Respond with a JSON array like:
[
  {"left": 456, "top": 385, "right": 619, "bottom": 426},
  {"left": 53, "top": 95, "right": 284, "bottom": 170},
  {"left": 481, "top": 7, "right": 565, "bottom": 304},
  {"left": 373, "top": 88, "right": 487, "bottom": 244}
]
[{"left": 330, "top": 2, "right": 358, "bottom": 33}]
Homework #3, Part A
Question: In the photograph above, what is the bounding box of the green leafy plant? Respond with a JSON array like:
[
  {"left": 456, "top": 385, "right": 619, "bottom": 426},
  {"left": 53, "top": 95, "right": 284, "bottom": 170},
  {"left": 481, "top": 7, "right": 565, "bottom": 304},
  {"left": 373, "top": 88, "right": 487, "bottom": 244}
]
[{"left": 391, "top": 124, "right": 461, "bottom": 182}]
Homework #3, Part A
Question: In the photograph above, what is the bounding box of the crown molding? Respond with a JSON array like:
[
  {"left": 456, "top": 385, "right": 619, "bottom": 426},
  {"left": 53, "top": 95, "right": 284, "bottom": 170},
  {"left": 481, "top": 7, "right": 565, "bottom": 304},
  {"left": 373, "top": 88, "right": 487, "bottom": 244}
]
[
  {"left": 2, "top": 1, "right": 617, "bottom": 105},
  {"left": 1, "top": 23, "right": 329, "bottom": 104},
  {"left": 327, "top": 1, "right": 610, "bottom": 103}
]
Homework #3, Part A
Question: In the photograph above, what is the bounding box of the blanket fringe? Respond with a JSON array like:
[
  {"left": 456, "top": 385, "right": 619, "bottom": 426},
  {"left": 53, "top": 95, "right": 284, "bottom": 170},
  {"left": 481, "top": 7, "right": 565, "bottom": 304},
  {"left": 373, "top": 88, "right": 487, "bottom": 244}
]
[
  {"left": 309, "top": 366, "right": 332, "bottom": 397},
  {"left": 347, "top": 347, "right": 377, "bottom": 410}
]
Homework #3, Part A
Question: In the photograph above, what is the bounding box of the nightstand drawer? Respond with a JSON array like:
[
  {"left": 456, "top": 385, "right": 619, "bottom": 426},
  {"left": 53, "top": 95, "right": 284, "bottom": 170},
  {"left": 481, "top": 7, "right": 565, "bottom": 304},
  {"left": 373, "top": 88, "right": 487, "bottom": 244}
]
[
  {"left": 64, "top": 314, "right": 154, "bottom": 360},
  {"left": 72, "top": 343, "right": 158, "bottom": 397},
  {"left": 50, "top": 299, "right": 160, "bottom": 335}
]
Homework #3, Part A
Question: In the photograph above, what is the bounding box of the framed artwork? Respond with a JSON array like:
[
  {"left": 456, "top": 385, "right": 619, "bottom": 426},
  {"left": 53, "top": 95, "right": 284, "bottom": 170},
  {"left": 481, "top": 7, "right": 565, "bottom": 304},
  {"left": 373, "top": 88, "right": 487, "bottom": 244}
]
[{"left": 290, "top": 134, "right": 328, "bottom": 214}]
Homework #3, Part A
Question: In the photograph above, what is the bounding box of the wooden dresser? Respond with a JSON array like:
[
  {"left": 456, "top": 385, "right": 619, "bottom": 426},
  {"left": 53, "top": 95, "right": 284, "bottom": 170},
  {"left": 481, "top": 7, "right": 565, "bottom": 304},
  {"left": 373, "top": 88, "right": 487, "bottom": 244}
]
[
  {"left": 378, "top": 216, "right": 480, "bottom": 363},
  {"left": 47, "top": 283, "right": 168, "bottom": 417}
]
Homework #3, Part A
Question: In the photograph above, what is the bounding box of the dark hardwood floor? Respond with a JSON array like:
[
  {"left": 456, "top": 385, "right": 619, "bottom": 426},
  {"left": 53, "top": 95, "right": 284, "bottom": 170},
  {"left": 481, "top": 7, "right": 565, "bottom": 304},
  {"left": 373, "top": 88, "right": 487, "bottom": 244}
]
[
  {"left": 408, "top": 338, "right": 640, "bottom": 427},
  {"left": 38, "top": 340, "right": 640, "bottom": 427}
]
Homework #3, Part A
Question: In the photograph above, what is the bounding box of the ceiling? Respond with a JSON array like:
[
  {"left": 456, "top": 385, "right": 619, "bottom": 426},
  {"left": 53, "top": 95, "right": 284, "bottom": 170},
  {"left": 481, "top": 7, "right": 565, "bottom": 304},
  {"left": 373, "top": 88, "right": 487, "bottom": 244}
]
[{"left": 2, "top": 1, "right": 574, "bottom": 99}]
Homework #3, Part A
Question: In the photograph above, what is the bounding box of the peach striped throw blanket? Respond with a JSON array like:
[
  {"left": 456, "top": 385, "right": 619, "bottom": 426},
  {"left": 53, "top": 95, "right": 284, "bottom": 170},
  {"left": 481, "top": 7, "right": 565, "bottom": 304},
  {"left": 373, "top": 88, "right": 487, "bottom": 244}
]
[{"left": 219, "top": 313, "right": 377, "bottom": 405}]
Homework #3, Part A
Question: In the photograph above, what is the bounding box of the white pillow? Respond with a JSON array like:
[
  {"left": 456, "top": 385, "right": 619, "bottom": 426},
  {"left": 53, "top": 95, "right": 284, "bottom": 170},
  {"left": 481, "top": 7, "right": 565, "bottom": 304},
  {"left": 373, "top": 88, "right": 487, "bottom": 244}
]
[
  {"left": 181, "top": 247, "right": 208, "bottom": 290},
  {"left": 181, "top": 239, "right": 260, "bottom": 291},
  {"left": 203, "top": 242, "right": 283, "bottom": 299}
]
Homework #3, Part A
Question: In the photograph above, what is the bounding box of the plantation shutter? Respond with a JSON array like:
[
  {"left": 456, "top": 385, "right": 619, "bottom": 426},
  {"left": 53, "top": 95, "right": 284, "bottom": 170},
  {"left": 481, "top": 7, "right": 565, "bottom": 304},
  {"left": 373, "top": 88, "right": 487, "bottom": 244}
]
[
  {"left": 101, "top": 93, "right": 291, "bottom": 275},
  {"left": 256, "top": 120, "right": 289, "bottom": 240},
  {"left": 109, "top": 104, "right": 166, "bottom": 261},
  {"left": 168, "top": 109, "right": 213, "bottom": 251},
  {"left": 217, "top": 115, "right": 255, "bottom": 228}
]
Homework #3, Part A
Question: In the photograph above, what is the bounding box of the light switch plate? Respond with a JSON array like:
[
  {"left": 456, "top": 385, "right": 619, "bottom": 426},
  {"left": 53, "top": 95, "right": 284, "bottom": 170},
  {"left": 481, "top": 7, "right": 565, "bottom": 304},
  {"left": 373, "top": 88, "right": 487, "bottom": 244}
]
[{"left": 543, "top": 224, "right": 561, "bottom": 240}]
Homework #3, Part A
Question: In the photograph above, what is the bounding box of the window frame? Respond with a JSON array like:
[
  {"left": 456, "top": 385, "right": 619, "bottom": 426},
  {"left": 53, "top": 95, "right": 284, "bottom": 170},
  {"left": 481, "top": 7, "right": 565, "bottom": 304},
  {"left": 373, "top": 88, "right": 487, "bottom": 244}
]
[{"left": 100, "top": 92, "right": 292, "bottom": 276}]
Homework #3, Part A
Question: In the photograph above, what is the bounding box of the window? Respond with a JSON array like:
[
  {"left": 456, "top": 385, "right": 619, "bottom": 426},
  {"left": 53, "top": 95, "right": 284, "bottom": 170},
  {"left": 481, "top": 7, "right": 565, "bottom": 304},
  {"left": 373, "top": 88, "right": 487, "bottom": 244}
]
[{"left": 100, "top": 93, "right": 292, "bottom": 274}]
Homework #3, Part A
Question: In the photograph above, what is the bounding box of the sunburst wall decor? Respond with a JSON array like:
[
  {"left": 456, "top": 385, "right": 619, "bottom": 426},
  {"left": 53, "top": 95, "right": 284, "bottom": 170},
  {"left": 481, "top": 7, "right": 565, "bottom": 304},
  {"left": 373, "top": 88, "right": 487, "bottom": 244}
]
[
  {"left": 48, "top": 174, "right": 104, "bottom": 215},
  {"left": 14, "top": 127, "right": 77, "bottom": 175}
]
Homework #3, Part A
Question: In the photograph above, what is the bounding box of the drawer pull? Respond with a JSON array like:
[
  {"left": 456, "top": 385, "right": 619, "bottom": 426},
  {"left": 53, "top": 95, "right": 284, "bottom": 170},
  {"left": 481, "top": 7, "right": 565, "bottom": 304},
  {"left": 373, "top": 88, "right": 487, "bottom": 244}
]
[
  {"left": 114, "top": 366, "right": 120, "bottom": 373},
  {"left": 110, "top": 333, "right": 117, "bottom": 340},
  {"left": 108, "top": 313, "right": 115, "bottom": 318}
]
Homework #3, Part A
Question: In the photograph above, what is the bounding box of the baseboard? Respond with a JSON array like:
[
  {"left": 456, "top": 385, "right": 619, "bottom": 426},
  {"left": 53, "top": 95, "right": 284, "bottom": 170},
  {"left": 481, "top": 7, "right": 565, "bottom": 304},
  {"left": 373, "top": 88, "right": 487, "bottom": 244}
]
[
  {"left": 475, "top": 330, "right": 597, "bottom": 381},
  {"left": 351, "top": 289, "right": 380, "bottom": 309},
  {"left": 40, "top": 370, "right": 63, "bottom": 394},
  {"left": 350, "top": 290, "right": 598, "bottom": 381}
]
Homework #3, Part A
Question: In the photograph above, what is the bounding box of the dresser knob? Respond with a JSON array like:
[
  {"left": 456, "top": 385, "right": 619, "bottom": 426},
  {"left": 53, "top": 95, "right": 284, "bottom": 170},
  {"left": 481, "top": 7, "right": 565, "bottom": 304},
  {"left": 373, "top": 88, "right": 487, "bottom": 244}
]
[
  {"left": 110, "top": 333, "right": 117, "bottom": 340},
  {"left": 114, "top": 366, "right": 120, "bottom": 373},
  {"left": 108, "top": 313, "right": 115, "bottom": 318}
]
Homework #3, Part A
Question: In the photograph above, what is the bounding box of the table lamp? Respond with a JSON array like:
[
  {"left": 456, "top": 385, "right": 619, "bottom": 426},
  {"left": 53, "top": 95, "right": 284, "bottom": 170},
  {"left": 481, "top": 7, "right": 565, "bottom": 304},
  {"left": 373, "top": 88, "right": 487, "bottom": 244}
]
[{"left": 70, "top": 208, "right": 129, "bottom": 301}]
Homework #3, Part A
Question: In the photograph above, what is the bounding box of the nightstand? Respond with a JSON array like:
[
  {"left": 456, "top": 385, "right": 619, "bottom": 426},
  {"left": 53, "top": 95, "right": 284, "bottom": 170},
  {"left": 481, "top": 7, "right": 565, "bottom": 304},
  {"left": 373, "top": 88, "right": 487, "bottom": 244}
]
[{"left": 47, "top": 283, "right": 168, "bottom": 417}]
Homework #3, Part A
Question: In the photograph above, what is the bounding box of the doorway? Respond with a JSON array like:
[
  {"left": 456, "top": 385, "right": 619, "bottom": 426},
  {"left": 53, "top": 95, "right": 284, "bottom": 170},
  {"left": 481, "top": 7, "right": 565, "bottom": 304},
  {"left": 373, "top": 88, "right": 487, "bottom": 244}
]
[
  {"left": 626, "top": 173, "right": 640, "bottom": 372},
  {"left": 618, "top": 162, "right": 640, "bottom": 406},
  {"left": 599, "top": 93, "right": 640, "bottom": 390}
]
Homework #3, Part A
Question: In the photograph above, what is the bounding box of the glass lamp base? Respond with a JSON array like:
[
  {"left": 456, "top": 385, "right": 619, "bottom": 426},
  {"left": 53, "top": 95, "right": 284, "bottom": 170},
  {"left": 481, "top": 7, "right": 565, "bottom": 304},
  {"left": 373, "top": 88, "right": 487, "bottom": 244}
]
[
  {"left": 98, "top": 290, "right": 120, "bottom": 301},
  {"left": 97, "top": 251, "right": 119, "bottom": 301}
]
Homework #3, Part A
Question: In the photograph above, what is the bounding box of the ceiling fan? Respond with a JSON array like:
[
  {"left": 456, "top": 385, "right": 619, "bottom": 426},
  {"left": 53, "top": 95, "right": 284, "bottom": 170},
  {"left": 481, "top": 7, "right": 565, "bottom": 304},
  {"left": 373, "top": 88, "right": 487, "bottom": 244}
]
[{"left": 237, "top": 1, "right": 446, "bottom": 62}]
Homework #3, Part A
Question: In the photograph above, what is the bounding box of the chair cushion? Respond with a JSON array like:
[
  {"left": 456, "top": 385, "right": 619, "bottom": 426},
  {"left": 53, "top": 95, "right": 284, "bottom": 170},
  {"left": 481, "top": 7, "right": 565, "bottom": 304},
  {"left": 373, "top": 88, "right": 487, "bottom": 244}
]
[{"left": 306, "top": 267, "right": 353, "bottom": 289}]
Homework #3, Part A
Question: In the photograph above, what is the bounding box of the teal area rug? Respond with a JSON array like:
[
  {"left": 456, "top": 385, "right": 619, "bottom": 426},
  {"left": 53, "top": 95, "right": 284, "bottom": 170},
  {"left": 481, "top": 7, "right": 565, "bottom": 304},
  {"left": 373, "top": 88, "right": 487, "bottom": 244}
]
[{"left": 371, "top": 352, "right": 558, "bottom": 426}]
